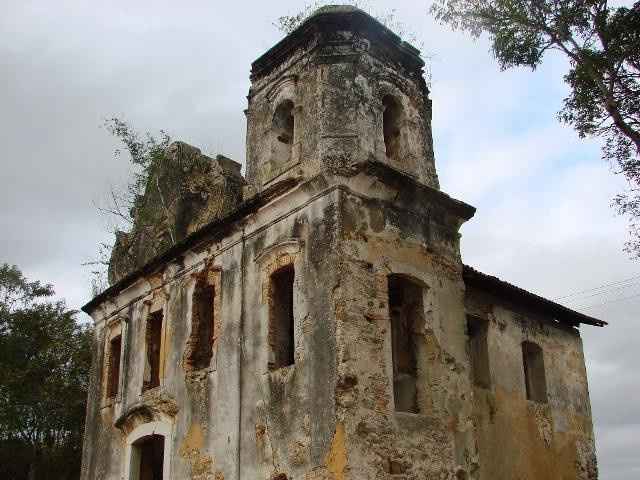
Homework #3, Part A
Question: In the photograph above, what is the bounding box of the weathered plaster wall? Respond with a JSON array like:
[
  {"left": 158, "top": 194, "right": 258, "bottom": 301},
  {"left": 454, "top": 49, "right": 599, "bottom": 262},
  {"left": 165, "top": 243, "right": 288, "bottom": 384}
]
[
  {"left": 237, "top": 187, "right": 341, "bottom": 480},
  {"left": 465, "top": 288, "right": 598, "bottom": 480},
  {"left": 82, "top": 178, "right": 598, "bottom": 480},
  {"left": 82, "top": 180, "right": 345, "bottom": 480}
]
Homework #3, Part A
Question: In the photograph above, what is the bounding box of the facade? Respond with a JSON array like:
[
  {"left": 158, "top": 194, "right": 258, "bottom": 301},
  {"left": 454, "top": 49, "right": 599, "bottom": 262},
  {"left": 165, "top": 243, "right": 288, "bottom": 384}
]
[{"left": 81, "top": 6, "right": 605, "bottom": 480}]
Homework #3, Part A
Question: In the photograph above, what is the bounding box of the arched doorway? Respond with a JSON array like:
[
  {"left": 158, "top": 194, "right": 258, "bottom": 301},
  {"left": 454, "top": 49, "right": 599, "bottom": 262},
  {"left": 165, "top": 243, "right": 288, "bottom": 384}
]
[{"left": 124, "top": 421, "right": 172, "bottom": 480}]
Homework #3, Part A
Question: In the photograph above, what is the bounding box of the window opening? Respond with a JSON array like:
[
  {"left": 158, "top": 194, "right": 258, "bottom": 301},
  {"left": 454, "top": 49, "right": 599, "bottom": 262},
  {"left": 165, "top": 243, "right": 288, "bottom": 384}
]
[
  {"left": 186, "top": 279, "right": 215, "bottom": 370},
  {"left": 268, "top": 265, "right": 295, "bottom": 370},
  {"left": 273, "top": 100, "right": 295, "bottom": 145},
  {"left": 522, "top": 341, "right": 547, "bottom": 403},
  {"left": 382, "top": 95, "right": 403, "bottom": 161},
  {"left": 137, "top": 434, "right": 164, "bottom": 480},
  {"left": 143, "top": 311, "right": 163, "bottom": 391},
  {"left": 271, "top": 100, "right": 295, "bottom": 167},
  {"left": 467, "top": 316, "right": 491, "bottom": 389},
  {"left": 107, "top": 335, "right": 122, "bottom": 398},
  {"left": 388, "top": 275, "right": 423, "bottom": 413}
]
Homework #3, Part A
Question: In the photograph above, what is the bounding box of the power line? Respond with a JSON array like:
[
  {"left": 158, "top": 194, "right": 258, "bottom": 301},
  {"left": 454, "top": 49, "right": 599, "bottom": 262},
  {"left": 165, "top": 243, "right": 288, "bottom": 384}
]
[
  {"left": 575, "top": 292, "right": 640, "bottom": 311},
  {"left": 561, "top": 280, "right": 640, "bottom": 304},
  {"left": 553, "top": 274, "right": 640, "bottom": 301}
]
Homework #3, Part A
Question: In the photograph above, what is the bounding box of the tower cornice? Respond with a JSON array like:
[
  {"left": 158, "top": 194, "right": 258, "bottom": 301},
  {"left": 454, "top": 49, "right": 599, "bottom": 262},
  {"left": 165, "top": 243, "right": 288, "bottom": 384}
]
[{"left": 251, "top": 5, "right": 424, "bottom": 81}]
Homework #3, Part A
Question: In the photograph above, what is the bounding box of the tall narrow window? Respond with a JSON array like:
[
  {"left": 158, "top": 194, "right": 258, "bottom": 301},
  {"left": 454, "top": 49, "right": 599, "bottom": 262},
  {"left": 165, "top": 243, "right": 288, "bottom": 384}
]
[
  {"left": 274, "top": 100, "right": 294, "bottom": 144},
  {"left": 185, "top": 279, "right": 215, "bottom": 370},
  {"left": 268, "top": 265, "right": 295, "bottom": 370},
  {"left": 467, "top": 316, "right": 490, "bottom": 389},
  {"left": 272, "top": 100, "right": 295, "bottom": 164},
  {"left": 136, "top": 434, "right": 164, "bottom": 480},
  {"left": 522, "top": 341, "right": 547, "bottom": 403},
  {"left": 382, "top": 95, "right": 403, "bottom": 161},
  {"left": 143, "top": 311, "right": 163, "bottom": 391},
  {"left": 388, "top": 275, "right": 423, "bottom": 413},
  {"left": 107, "top": 335, "right": 122, "bottom": 398}
]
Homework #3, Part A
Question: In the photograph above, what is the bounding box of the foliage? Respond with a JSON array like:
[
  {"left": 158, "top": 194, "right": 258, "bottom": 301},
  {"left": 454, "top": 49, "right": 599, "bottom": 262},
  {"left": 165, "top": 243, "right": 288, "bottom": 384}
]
[
  {"left": 100, "top": 117, "right": 172, "bottom": 230},
  {"left": 87, "top": 119, "right": 172, "bottom": 293},
  {"left": 0, "top": 264, "right": 93, "bottom": 480},
  {"left": 274, "top": 1, "right": 422, "bottom": 48},
  {"left": 430, "top": 0, "right": 640, "bottom": 256}
]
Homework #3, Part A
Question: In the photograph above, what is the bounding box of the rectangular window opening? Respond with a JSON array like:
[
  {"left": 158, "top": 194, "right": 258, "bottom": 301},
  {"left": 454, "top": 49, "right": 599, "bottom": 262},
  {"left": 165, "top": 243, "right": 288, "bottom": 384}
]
[
  {"left": 143, "top": 311, "right": 163, "bottom": 391},
  {"left": 186, "top": 279, "right": 215, "bottom": 371},
  {"left": 268, "top": 265, "right": 295, "bottom": 370},
  {"left": 522, "top": 341, "right": 547, "bottom": 403},
  {"left": 467, "top": 316, "right": 491, "bottom": 389},
  {"left": 107, "top": 335, "right": 122, "bottom": 398},
  {"left": 137, "top": 434, "right": 164, "bottom": 480},
  {"left": 388, "top": 275, "right": 423, "bottom": 414}
]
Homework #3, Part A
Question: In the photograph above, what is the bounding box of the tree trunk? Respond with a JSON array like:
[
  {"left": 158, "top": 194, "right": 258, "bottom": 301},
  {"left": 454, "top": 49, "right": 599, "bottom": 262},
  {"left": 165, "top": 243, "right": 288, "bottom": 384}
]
[
  {"left": 28, "top": 446, "right": 39, "bottom": 480},
  {"left": 604, "top": 99, "right": 640, "bottom": 156},
  {"left": 28, "top": 461, "right": 36, "bottom": 480}
]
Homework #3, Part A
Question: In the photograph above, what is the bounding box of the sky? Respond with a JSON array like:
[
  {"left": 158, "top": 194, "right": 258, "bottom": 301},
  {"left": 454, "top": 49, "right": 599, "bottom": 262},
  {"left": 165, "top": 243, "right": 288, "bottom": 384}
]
[{"left": 1, "top": 1, "right": 638, "bottom": 478}]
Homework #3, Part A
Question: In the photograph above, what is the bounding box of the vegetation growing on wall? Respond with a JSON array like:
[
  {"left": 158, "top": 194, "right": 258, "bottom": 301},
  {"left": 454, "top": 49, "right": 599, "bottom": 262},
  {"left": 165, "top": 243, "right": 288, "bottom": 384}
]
[
  {"left": 274, "top": 1, "right": 422, "bottom": 48},
  {"left": 87, "top": 118, "right": 174, "bottom": 293}
]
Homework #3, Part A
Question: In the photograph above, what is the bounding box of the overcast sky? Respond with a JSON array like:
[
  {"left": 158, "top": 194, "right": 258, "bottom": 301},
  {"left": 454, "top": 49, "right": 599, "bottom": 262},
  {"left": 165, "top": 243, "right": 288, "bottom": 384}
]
[{"left": 1, "top": 1, "right": 638, "bottom": 478}]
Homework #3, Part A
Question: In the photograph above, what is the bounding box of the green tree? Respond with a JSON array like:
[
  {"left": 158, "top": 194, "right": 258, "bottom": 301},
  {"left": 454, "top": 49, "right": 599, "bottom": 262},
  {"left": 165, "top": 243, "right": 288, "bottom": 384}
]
[
  {"left": 99, "top": 117, "right": 172, "bottom": 230},
  {"left": 0, "top": 264, "right": 92, "bottom": 480},
  {"left": 430, "top": 1, "right": 640, "bottom": 256}
]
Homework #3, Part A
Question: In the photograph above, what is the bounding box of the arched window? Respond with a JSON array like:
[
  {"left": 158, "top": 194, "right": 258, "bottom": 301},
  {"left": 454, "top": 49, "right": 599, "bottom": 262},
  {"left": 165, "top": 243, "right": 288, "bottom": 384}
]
[
  {"left": 522, "top": 341, "right": 547, "bottom": 403},
  {"left": 185, "top": 277, "right": 215, "bottom": 371},
  {"left": 273, "top": 100, "right": 294, "bottom": 145},
  {"left": 268, "top": 264, "right": 295, "bottom": 370},
  {"left": 467, "top": 316, "right": 490, "bottom": 389},
  {"left": 107, "top": 334, "right": 122, "bottom": 398},
  {"left": 143, "top": 311, "right": 163, "bottom": 392},
  {"left": 382, "top": 95, "right": 403, "bottom": 161},
  {"left": 272, "top": 100, "right": 295, "bottom": 164}
]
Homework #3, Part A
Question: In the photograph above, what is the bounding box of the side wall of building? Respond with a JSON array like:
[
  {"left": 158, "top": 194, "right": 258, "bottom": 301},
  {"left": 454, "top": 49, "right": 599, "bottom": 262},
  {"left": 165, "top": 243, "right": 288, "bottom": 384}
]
[
  {"left": 81, "top": 182, "right": 345, "bottom": 480},
  {"left": 237, "top": 187, "right": 341, "bottom": 479},
  {"left": 465, "top": 287, "right": 598, "bottom": 480}
]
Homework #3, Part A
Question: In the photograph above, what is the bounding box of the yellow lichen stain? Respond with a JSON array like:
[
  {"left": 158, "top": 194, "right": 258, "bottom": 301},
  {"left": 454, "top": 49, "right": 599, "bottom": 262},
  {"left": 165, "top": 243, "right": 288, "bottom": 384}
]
[
  {"left": 325, "top": 422, "right": 347, "bottom": 480},
  {"left": 473, "top": 386, "right": 585, "bottom": 480},
  {"left": 179, "top": 423, "right": 213, "bottom": 479},
  {"left": 180, "top": 422, "right": 204, "bottom": 454}
]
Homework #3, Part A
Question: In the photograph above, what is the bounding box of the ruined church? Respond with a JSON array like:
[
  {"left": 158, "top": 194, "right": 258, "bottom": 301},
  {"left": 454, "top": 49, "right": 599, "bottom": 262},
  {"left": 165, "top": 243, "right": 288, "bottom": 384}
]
[{"left": 81, "top": 6, "right": 605, "bottom": 480}]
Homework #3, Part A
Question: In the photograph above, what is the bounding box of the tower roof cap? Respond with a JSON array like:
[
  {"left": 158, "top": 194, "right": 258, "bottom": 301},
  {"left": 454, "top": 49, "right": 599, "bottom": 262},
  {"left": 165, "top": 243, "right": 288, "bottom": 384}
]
[{"left": 251, "top": 5, "right": 424, "bottom": 80}]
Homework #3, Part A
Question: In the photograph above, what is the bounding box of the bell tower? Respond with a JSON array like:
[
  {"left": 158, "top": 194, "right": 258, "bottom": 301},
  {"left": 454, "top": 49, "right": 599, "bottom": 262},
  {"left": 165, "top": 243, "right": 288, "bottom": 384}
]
[{"left": 245, "top": 5, "right": 439, "bottom": 191}]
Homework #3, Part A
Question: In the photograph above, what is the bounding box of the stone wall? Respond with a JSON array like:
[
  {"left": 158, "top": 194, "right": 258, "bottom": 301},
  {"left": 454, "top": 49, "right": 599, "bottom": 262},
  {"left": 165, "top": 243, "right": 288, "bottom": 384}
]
[
  {"left": 245, "top": 6, "right": 438, "bottom": 193},
  {"left": 108, "top": 142, "right": 245, "bottom": 285}
]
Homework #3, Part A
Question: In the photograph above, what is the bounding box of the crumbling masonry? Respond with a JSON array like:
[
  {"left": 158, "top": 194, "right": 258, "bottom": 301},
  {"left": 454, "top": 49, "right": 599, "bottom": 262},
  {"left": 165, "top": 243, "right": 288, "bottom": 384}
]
[{"left": 81, "top": 6, "right": 605, "bottom": 480}]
